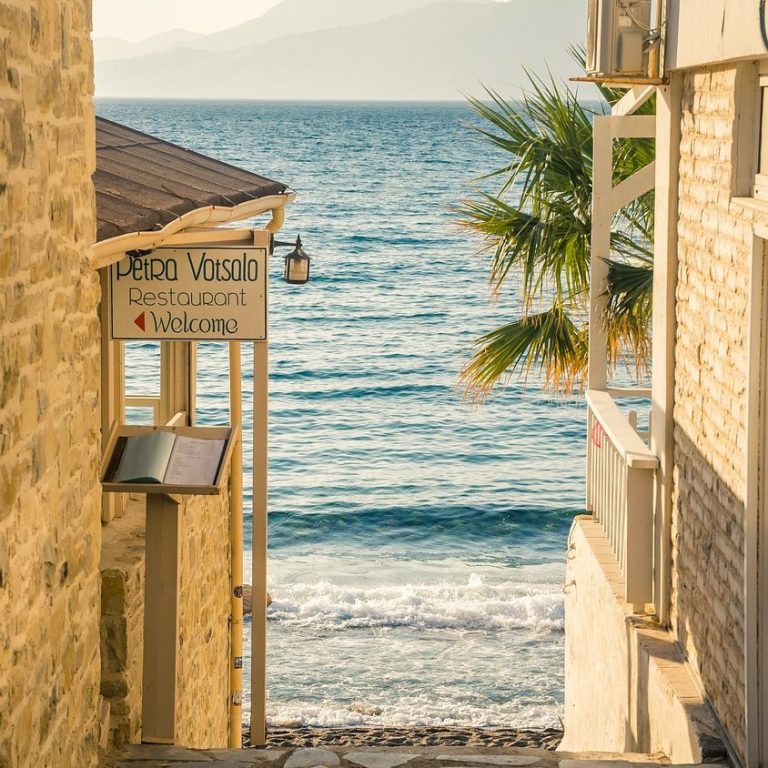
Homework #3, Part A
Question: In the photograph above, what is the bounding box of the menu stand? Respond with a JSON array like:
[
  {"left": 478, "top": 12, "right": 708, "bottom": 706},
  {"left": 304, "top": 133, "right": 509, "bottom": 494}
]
[{"left": 101, "top": 424, "right": 236, "bottom": 743}]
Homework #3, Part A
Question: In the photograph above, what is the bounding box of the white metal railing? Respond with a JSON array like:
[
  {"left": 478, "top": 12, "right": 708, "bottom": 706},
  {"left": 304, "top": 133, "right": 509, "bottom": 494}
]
[{"left": 586, "top": 389, "right": 658, "bottom": 609}]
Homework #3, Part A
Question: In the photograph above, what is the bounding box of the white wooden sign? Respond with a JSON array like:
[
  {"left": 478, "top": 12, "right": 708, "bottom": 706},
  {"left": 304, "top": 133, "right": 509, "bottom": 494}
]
[{"left": 110, "top": 246, "right": 267, "bottom": 341}]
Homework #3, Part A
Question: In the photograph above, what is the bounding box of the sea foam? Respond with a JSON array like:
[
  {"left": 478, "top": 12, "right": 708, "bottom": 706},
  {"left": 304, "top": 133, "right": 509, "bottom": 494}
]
[{"left": 267, "top": 574, "right": 564, "bottom": 633}]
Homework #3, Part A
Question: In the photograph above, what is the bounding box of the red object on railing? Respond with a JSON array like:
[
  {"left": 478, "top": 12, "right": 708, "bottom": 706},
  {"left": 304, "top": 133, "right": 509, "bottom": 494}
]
[{"left": 590, "top": 420, "right": 604, "bottom": 448}]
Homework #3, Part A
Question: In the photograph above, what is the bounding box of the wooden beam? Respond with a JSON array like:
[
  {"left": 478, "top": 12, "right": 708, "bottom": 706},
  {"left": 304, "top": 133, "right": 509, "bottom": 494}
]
[
  {"left": 610, "top": 162, "right": 656, "bottom": 213},
  {"left": 612, "top": 85, "right": 657, "bottom": 116},
  {"left": 588, "top": 115, "right": 613, "bottom": 391},
  {"left": 607, "top": 114, "right": 656, "bottom": 139},
  {"left": 142, "top": 494, "right": 181, "bottom": 744},
  {"left": 229, "top": 342, "right": 244, "bottom": 748},
  {"left": 250, "top": 228, "right": 271, "bottom": 747},
  {"left": 571, "top": 75, "right": 664, "bottom": 85},
  {"left": 100, "top": 268, "right": 125, "bottom": 522},
  {"left": 650, "top": 79, "right": 680, "bottom": 625}
]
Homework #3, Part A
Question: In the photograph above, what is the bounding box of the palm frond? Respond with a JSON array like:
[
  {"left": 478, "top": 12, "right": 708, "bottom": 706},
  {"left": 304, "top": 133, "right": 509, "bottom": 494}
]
[
  {"left": 605, "top": 256, "right": 653, "bottom": 374},
  {"left": 459, "top": 306, "right": 588, "bottom": 402},
  {"left": 457, "top": 52, "right": 655, "bottom": 398},
  {"left": 455, "top": 193, "right": 591, "bottom": 304}
]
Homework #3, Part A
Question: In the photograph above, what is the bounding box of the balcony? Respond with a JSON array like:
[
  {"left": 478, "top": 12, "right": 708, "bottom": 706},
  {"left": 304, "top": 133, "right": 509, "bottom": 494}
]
[
  {"left": 585, "top": 389, "right": 658, "bottom": 610},
  {"left": 585, "top": 88, "right": 660, "bottom": 613}
]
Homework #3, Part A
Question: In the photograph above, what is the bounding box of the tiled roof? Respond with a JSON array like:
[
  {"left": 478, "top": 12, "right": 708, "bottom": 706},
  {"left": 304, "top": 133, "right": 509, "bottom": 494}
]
[{"left": 94, "top": 116, "right": 289, "bottom": 242}]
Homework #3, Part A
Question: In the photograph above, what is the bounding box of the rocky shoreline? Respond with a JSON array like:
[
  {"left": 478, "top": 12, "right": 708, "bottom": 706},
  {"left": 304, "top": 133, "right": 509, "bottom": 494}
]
[{"left": 245, "top": 727, "right": 563, "bottom": 751}]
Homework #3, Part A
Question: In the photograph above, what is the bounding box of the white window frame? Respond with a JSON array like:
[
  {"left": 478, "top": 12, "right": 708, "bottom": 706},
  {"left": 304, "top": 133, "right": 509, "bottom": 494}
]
[{"left": 754, "top": 69, "right": 768, "bottom": 200}]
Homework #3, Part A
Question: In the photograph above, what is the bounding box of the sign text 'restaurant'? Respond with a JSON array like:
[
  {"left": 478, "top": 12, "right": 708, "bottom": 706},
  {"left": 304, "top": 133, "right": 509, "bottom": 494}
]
[{"left": 110, "top": 246, "right": 267, "bottom": 341}]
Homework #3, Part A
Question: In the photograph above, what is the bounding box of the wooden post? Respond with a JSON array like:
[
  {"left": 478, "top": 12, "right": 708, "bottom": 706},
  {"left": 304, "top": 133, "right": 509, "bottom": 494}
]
[
  {"left": 229, "top": 343, "right": 245, "bottom": 748},
  {"left": 248, "top": 229, "right": 271, "bottom": 747},
  {"left": 142, "top": 493, "right": 181, "bottom": 744},
  {"left": 100, "top": 268, "right": 125, "bottom": 523},
  {"left": 250, "top": 228, "right": 272, "bottom": 747},
  {"left": 160, "top": 341, "right": 195, "bottom": 425},
  {"left": 250, "top": 340, "right": 268, "bottom": 747},
  {"left": 651, "top": 79, "right": 681, "bottom": 627},
  {"left": 745, "top": 231, "right": 766, "bottom": 768},
  {"left": 588, "top": 115, "right": 612, "bottom": 391},
  {"left": 624, "top": 466, "right": 654, "bottom": 611}
]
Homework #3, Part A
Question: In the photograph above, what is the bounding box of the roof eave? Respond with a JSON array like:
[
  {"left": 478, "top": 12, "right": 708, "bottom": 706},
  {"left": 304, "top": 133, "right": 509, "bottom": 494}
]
[{"left": 91, "top": 191, "right": 296, "bottom": 269}]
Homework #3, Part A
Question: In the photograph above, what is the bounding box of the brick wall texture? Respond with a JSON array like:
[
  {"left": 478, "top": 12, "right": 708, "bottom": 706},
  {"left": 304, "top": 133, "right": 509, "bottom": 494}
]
[
  {"left": 672, "top": 63, "right": 757, "bottom": 759},
  {"left": 0, "top": 0, "right": 101, "bottom": 765}
]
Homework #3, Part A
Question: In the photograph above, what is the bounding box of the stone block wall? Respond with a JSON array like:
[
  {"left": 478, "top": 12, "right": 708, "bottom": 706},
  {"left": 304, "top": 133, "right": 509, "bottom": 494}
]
[
  {"left": 100, "top": 500, "right": 146, "bottom": 747},
  {"left": 0, "top": 1, "right": 101, "bottom": 765},
  {"left": 672, "top": 63, "right": 756, "bottom": 759}
]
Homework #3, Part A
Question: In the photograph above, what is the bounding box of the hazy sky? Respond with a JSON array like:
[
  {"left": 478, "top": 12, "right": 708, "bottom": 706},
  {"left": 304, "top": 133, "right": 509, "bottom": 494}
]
[
  {"left": 92, "top": 0, "right": 512, "bottom": 41},
  {"left": 93, "top": 0, "right": 284, "bottom": 41}
]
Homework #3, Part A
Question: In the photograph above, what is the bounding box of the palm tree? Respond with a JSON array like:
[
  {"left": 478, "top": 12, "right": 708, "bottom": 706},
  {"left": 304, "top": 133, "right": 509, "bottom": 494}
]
[{"left": 456, "top": 66, "right": 655, "bottom": 400}]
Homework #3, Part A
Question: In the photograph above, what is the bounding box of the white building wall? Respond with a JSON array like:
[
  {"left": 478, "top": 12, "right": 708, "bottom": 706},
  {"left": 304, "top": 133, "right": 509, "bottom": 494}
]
[{"left": 666, "top": 0, "right": 767, "bottom": 70}]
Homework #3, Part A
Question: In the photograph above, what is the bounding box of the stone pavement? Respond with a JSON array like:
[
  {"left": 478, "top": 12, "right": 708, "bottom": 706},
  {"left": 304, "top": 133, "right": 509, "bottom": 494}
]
[{"left": 104, "top": 742, "right": 728, "bottom": 768}]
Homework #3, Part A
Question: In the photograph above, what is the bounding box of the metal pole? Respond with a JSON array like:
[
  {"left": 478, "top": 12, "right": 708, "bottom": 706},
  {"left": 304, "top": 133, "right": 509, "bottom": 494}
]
[{"left": 229, "top": 342, "right": 244, "bottom": 748}]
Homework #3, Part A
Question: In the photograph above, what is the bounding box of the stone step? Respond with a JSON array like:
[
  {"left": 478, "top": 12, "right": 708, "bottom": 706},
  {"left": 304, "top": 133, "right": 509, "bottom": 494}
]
[{"left": 106, "top": 743, "right": 730, "bottom": 768}]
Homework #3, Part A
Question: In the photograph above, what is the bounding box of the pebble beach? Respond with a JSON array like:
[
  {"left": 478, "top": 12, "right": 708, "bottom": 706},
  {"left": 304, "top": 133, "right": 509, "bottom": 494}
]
[{"left": 256, "top": 728, "right": 564, "bottom": 751}]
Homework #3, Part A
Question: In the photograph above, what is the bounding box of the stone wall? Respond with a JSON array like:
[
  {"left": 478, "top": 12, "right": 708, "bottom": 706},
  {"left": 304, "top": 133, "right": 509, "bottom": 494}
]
[
  {"left": 671, "top": 63, "right": 756, "bottom": 759},
  {"left": 100, "top": 499, "right": 146, "bottom": 747},
  {"left": 0, "top": 0, "right": 101, "bottom": 765}
]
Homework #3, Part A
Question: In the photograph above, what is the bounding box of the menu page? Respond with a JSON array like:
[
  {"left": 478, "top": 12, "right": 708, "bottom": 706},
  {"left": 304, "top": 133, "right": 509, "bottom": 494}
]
[
  {"left": 163, "top": 436, "right": 226, "bottom": 486},
  {"left": 115, "top": 431, "right": 176, "bottom": 483}
]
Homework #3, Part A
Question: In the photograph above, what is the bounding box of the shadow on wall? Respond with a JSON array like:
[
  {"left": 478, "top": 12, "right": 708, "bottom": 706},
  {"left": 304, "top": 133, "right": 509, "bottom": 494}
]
[{"left": 670, "top": 425, "right": 746, "bottom": 760}]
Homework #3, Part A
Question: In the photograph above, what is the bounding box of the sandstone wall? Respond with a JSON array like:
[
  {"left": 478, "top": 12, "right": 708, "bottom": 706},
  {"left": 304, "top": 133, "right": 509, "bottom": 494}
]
[
  {"left": 671, "top": 63, "right": 756, "bottom": 759},
  {"left": 100, "top": 500, "right": 146, "bottom": 748},
  {"left": 0, "top": 1, "right": 101, "bottom": 765}
]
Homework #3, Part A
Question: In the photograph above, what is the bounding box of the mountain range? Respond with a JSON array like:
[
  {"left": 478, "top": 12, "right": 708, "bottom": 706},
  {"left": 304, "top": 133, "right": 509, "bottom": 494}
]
[{"left": 95, "top": 0, "right": 587, "bottom": 100}]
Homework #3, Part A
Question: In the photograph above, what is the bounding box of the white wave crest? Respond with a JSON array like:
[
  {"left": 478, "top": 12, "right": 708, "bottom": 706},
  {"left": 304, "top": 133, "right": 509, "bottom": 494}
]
[
  {"left": 264, "top": 695, "right": 562, "bottom": 730},
  {"left": 267, "top": 574, "right": 563, "bottom": 633}
]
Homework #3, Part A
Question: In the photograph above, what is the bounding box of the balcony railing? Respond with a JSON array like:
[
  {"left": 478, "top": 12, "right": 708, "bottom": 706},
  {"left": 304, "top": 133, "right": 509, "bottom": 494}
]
[{"left": 586, "top": 389, "right": 658, "bottom": 610}]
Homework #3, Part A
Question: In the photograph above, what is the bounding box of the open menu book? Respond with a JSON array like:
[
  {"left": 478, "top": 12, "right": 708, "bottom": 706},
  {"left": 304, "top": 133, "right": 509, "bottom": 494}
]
[{"left": 108, "top": 431, "right": 227, "bottom": 486}]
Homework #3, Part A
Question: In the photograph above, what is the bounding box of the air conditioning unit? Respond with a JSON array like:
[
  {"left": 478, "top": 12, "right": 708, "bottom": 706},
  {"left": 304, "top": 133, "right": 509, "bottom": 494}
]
[{"left": 587, "top": 0, "right": 653, "bottom": 78}]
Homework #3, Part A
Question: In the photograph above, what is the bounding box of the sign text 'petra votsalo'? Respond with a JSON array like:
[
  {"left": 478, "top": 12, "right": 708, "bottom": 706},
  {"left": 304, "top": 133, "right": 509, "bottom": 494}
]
[{"left": 109, "top": 246, "right": 268, "bottom": 341}]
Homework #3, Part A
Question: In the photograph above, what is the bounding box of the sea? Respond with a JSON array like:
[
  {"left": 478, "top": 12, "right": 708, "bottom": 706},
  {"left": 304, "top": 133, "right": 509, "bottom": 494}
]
[{"left": 97, "top": 100, "right": 587, "bottom": 730}]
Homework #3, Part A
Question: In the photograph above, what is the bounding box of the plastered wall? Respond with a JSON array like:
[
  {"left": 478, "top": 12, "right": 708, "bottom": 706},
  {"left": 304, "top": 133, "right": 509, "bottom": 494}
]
[{"left": 563, "top": 518, "right": 725, "bottom": 761}]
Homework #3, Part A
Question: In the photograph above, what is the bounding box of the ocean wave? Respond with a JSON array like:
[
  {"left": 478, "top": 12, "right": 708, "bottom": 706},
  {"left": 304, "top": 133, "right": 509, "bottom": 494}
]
[
  {"left": 264, "top": 697, "right": 562, "bottom": 730},
  {"left": 267, "top": 574, "right": 563, "bottom": 633},
  {"left": 267, "top": 504, "right": 573, "bottom": 554}
]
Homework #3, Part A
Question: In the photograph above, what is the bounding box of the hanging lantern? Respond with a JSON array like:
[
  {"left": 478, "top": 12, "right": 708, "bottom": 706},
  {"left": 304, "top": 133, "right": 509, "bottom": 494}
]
[{"left": 282, "top": 235, "right": 311, "bottom": 285}]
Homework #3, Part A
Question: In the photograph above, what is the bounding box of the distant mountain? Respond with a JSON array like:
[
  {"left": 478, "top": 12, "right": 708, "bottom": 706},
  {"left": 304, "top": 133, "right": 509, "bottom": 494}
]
[
  {"left": 93, "top": 29, "right": 204, "bottom": 62},
  {"left": 192, "top": 0, "right": 490, "bottom": 52},
  {"left": 96, "top": 1, "right": 587, "bottom": 101}
]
